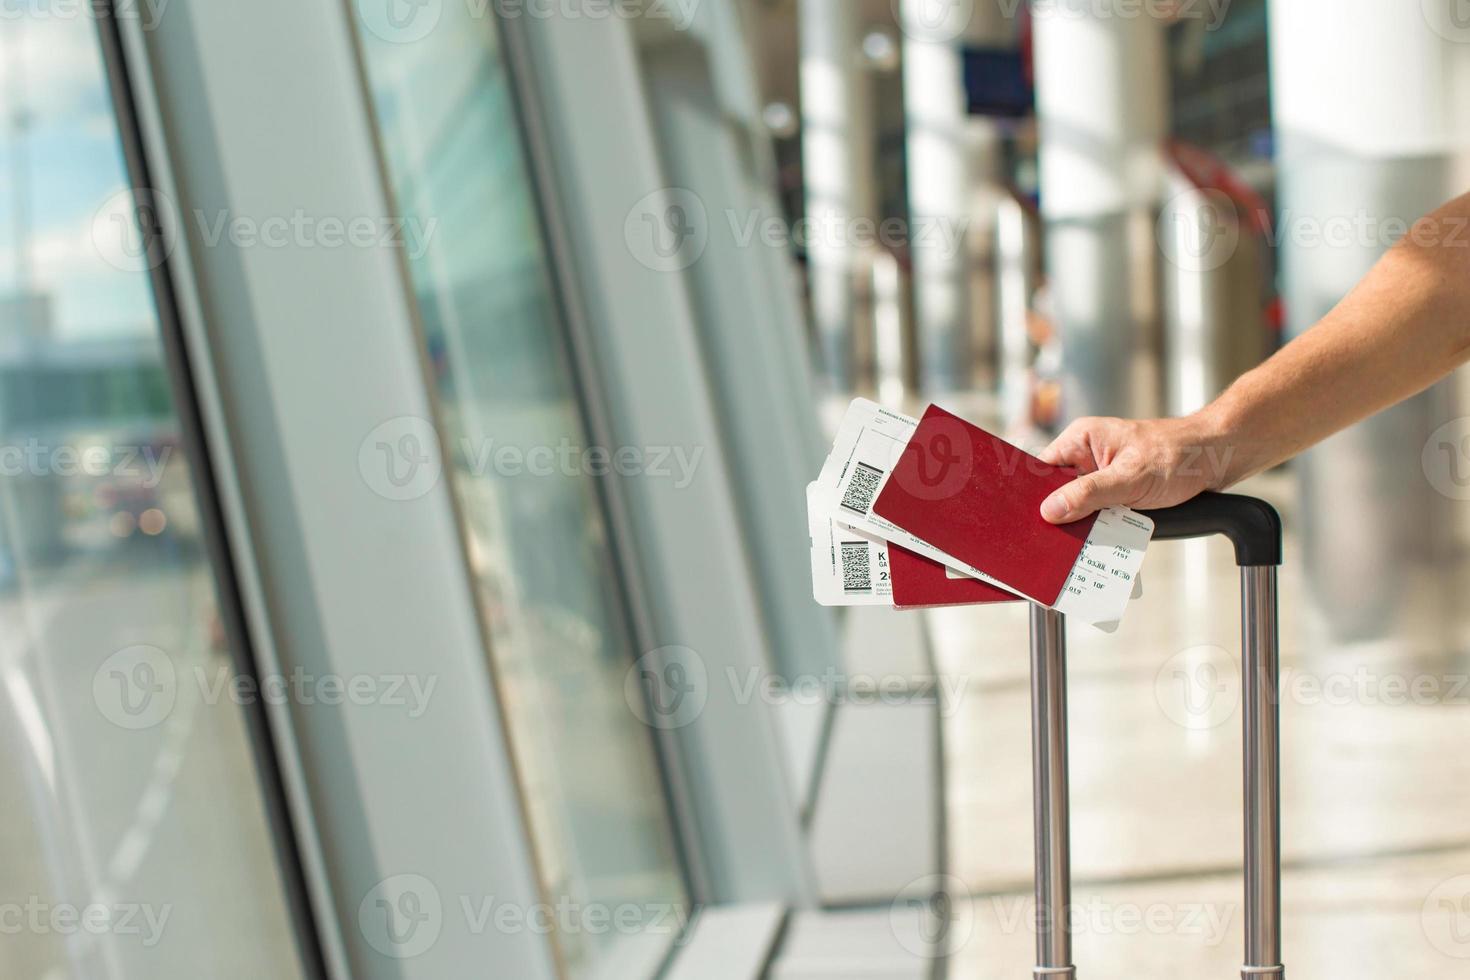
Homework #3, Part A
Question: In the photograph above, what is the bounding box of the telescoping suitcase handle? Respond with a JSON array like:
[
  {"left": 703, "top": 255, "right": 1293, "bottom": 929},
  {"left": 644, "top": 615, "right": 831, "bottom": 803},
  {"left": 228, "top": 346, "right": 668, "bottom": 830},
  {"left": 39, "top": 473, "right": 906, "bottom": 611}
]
[
  {"left": 1146, "top": 491, "right": 1283, "bottom": 567},
  {"left": 1028, "top": 493, "right": 1284, "bottom": 980}
]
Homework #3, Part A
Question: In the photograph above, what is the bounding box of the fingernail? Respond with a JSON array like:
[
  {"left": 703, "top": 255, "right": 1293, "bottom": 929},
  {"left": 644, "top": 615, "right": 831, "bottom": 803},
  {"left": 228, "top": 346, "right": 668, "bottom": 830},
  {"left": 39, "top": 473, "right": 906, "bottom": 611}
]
[{"left": 1040, "top": 495, "right": 1068, "bottom": 523}]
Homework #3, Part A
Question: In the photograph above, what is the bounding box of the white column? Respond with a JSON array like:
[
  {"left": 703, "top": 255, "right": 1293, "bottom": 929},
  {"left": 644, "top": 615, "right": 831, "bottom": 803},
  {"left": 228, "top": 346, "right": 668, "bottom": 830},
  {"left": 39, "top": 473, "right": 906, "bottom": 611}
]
[
  {"left": 1032, "top": 0, "right": 1167, "bottom": 419},
  {"left": 800, "top": 0, "right": 875, "bottom": 391},
  {"left": 1270, "top": 0, "right": 1470, "bottom": 646},
  {"left": 900, "top": 0, "right": 1008, "bottom": 396}
]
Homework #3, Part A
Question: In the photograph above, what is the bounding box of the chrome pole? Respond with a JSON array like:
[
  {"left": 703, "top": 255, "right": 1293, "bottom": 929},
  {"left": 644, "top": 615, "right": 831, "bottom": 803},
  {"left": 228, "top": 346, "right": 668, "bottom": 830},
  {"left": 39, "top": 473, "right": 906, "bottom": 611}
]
[
  {"left": 1030, "top": 605, "right": 1077, "bottom": 979},
  {"left": 1241, "top": 566, "right": 1284, "bottom": 979}
]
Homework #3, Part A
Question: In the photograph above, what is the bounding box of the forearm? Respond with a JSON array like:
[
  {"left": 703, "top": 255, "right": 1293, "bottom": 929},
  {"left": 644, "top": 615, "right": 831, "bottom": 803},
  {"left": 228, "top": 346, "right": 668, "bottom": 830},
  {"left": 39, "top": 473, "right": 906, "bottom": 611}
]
[{"left": 1197, "top": 192, "right": 1470, "bottom": 486}]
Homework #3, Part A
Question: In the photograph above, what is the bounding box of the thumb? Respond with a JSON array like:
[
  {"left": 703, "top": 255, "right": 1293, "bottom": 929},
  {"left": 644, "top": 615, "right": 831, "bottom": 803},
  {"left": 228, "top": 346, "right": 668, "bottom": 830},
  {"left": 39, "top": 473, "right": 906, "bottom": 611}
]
[{"left": 1040, "top": 467, "right": 1134, "bottom": 524}]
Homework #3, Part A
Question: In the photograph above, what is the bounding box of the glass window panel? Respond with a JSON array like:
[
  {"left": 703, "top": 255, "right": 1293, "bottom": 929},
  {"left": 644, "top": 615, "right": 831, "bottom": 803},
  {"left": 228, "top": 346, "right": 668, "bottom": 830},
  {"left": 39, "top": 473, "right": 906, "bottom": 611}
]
[
  {"left": 355, "top": 12, "right": 688, "bottom": 979},
  {"left": 0, "top": 13, "right": 305, "bottom": 979}
]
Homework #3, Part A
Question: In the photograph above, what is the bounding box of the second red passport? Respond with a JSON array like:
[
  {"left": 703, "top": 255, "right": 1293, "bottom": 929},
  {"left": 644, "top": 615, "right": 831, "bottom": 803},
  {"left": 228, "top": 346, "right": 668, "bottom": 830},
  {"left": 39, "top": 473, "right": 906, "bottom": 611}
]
[
  {"left": 872, "top": 405, "right": 1098, "bottom": 606},
  {"left": 889, "top": 545, "right": 1015, "bottom": 609}
]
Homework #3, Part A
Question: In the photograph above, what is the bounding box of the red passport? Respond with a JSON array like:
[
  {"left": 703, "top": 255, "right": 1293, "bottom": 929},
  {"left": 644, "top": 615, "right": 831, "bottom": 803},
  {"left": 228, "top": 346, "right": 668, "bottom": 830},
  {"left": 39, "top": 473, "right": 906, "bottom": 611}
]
[
  {"left": 889, "top": 545, "right": 1016, "bottom": 609},
  {"left": 873, "top": 405, "right": 1098, "bottom": 605}
]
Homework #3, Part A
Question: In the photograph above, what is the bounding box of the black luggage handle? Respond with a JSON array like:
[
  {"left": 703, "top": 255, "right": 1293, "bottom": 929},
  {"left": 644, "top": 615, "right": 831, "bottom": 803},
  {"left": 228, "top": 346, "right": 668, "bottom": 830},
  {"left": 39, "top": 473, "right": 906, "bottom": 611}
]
[{"left": 1140, "top": 492, "right": 1282, "bottom": 568}]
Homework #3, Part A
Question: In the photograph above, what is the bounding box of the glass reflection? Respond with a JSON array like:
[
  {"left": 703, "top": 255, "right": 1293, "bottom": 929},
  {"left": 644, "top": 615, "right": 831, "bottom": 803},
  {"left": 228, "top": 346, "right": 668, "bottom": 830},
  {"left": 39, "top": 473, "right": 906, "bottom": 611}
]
[
  {"left": 0, "top": 11, "right": 304, "bottom": 980},
  {"left": 356, "top": 10, "right": 688, "bottom": 979}
]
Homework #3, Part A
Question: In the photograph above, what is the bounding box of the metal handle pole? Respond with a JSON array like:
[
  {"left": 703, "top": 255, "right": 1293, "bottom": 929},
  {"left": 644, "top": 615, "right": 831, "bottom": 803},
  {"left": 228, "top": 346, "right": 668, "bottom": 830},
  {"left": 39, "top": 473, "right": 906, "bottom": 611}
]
[
  {"left": 1030, "top": 604, "right": 1077, "bottom": 979},
  {"left": 1241, "top": 566, "right": 1284, "bottom": 979}
]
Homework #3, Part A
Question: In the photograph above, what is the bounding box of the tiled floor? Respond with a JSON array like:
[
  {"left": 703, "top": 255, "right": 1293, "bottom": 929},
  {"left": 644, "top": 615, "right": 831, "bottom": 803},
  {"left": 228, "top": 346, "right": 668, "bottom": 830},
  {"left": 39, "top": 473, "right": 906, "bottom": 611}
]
[{"left": 930, "top": 474, "right": 1470, "bottom": 977}]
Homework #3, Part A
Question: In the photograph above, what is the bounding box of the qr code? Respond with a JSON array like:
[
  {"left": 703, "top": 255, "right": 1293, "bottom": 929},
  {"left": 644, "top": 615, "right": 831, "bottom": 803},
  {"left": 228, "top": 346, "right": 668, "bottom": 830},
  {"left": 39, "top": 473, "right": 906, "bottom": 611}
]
[
  {"left": 840, "top": 462, "right": 885, "bottom": 515},
  {"left": 841, "top": 541, "right": 872, "bottom": 593}
]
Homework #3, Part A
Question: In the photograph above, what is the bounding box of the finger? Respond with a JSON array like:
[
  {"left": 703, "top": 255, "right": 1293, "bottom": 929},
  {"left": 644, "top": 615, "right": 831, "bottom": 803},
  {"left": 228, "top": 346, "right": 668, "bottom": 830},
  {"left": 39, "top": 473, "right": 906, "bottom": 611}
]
[
  {"left": 1038, "top": 422, "right": 1094, "bottom": 469},
  {"left": 1040, "top": 467, "right": 1136, "bottom": 524}
]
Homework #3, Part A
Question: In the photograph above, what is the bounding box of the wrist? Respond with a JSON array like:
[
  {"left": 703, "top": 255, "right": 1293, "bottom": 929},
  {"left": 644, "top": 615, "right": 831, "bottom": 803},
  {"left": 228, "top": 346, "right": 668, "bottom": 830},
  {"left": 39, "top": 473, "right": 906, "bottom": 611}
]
[{"left": 1185, "top": 401, "right": 1249, "bottom": 490}]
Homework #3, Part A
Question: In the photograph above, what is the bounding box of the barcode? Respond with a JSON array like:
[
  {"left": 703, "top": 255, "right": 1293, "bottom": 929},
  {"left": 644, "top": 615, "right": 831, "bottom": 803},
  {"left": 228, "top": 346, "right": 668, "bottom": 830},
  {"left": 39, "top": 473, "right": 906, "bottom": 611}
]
[
  {"left": 841, "top": 541, "right": 872, "bottom": 593},
  {"left": 840, "top": 462, "right": 885, "bottom": 515}
]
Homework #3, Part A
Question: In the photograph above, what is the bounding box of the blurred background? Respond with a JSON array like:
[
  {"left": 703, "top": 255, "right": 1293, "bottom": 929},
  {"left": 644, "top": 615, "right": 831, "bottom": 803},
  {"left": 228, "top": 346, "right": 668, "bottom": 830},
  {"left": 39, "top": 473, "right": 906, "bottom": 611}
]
[{"left": 1, "top": 0, "right": 1469, "bottom": 978}]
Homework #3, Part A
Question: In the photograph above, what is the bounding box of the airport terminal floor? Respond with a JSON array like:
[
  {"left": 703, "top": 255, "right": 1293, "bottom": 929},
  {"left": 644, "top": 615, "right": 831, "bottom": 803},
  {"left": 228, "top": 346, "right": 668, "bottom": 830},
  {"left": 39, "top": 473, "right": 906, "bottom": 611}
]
[
  {"left": 936, "top": 472, "right": 1470, "bottom": 978},
  {"left": 4, "top": 0, "right": 1470, "bottom": 978}
]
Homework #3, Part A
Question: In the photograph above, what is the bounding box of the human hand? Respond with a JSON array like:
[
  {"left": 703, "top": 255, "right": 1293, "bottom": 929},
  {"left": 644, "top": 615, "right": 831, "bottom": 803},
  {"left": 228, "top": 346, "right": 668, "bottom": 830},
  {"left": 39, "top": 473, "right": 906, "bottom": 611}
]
[{"left": 1037, "top": 416, "right": 1236, "bottom": 524}]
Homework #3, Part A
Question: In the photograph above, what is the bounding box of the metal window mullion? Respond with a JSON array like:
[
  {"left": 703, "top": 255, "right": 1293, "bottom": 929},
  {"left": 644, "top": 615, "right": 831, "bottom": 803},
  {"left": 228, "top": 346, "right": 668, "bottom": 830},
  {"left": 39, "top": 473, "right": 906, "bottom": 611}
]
[
  {"left": 501, "top": 9, "right": 816, "bottom": 907},
  {"left": 121, "top": 1, "right": 559, "bottom": 977},
  {"left": 94, "top": 6, "right": 336, "bottom": 977},
  {"left": 494, "top": 12, "right": 715, "bottom": 910}
]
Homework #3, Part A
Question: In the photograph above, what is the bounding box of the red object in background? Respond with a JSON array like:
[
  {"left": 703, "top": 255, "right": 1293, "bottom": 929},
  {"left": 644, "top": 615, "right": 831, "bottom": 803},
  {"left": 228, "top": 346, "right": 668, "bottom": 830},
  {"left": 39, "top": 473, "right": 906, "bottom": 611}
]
[
  {"left": 1165, "top": 138, "right": 1273, "bottom": 237},
  {"left": 1165, "top": 138, "right": 1284, "bottom": 344},
  {"left": 875, "top": 405, "right": 1096, "bottom": 606}
]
